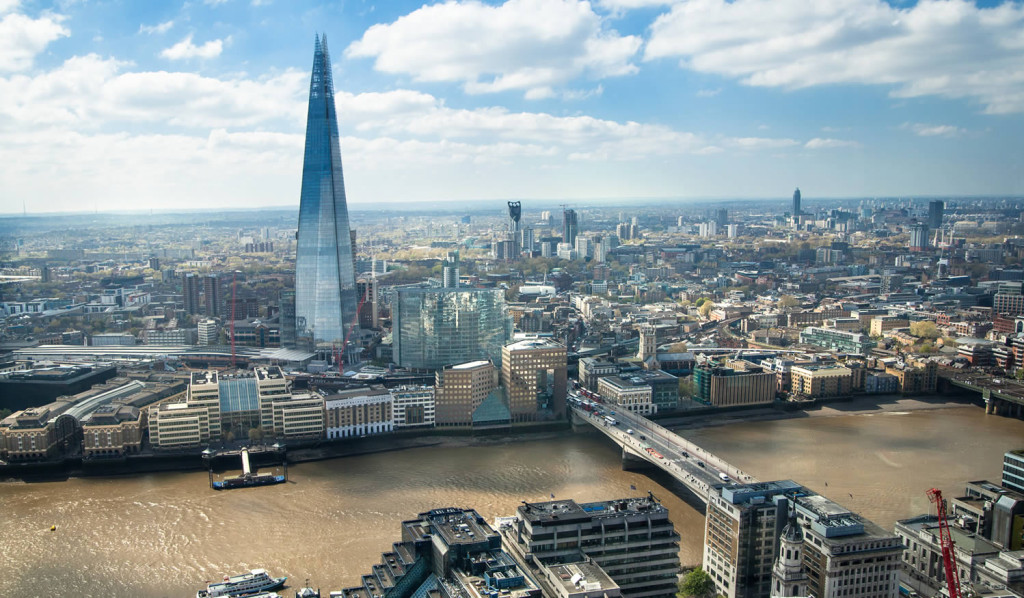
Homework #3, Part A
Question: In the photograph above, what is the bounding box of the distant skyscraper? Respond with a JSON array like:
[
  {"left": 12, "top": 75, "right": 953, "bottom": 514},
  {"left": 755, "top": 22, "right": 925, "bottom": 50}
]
[
  {"left": 508, "top": 201, "right": 522, "bottom": 256},
  {"left": 203, "top": 273, "right": 227, "bottom": 318},
  {"left": 793, "top": 187, "right": 802, "bottom": 215},
  {"left": 182, "top": 273, "right": 201, "bottom": 315},
  {"left": 714, "top": 208, "right": 728, "bottom": 226},
  {"left": 442, "top": 251, "right": 460, "bottom": 288},
  {"left": 294, "top": 35, "right": 358, "bottom": 348},
  {"left": 909, "top": 222, "right": 929, "bottom": 252},
  {"left": 928, "top": 200, "right": 944, "bottom": 229},
  {"left": 563, "top": 208, "right": 578, "bottom": 247}
]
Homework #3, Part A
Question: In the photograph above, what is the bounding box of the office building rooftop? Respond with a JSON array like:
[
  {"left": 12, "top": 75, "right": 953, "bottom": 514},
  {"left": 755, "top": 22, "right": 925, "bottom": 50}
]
[
  {"left": 254, "top": 365, "right": 285, "bottom": 381},
  {"left": 190, "top": 370, "right": 218, "bottom": 386},
  {"left": 545, "top": 562, "right": 619, "bottom": 596},
  {"left": 424, "top": 507, "right": 496, "bottom": 546}
]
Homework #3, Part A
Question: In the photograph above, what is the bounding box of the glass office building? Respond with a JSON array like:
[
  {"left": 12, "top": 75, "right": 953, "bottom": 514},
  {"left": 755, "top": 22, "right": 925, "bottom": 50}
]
[
  {"left": 294, "top": 35, "right": 358, "bottom": 348},
  {"left": 392, "top": 287, "right": 512, "bottom": 371}
]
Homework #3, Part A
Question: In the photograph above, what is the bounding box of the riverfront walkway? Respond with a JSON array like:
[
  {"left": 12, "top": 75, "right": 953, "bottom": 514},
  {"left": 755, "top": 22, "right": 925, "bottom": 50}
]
[{"left": 571, "top": 401, "right": 757, "bottom": 505}]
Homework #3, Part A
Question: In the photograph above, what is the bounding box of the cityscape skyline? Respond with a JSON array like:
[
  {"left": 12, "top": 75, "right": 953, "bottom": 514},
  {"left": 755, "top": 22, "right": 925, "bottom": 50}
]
[{"left": 1, "top": 0, "right": 1023, "bottom": 214}]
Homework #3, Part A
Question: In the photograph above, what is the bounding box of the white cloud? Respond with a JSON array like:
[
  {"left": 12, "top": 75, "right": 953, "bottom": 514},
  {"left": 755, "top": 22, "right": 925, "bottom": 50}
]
[
  {"left": 0, "top": 52, "right": 822, "bottom": 211},
  {"left": 597, "top": 0, "right": 675, "bottom": 10},
  {"left": 726, "top": 137, "right": 800, "bottom": 150},
  {"left": 645, "top": 0, "right": 1024, "bottom": 114},
  {"left": 805, "top": 137, "right": 861, "bottom": 149},
  {"left": 0, "top": 0, "right": 22, "bottom": 15},
  {"left": 0, "top": 10, "right": 69, "bottom": 72},
  {"left": 160, "top": 34, "right": 227, "bottom": 60},
  {"left": 139, "top": 20, "right": 174, "bottom": 35},
  {"left": 0, "top": 54, "right": 307, "bottom": 129},
  {"left": 203, "top": 0, "right": 230, "bottom": 5},
  {"left": 346, "top": 0, "right": 641, "bottom": 98},
  {"left": 695, "top": 88, "right": 721, "bottom": 97},
  {"left": 901, "top": 122, "right": 966, "bottom": 137}
]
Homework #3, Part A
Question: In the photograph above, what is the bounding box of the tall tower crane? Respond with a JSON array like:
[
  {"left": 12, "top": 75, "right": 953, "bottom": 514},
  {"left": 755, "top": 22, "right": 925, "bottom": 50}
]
[{"left": 927, "top": 488, "right": 963, "bottom": 598}]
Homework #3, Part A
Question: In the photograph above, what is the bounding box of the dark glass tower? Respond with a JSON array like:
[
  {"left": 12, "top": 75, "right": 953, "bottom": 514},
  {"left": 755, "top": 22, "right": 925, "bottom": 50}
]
[
  {"left": 563, "top": 208, "right": 578, "bottom": 246},
  {"left": 295, "top": 35, "right": 357, "bottom": 348},
  {"left": 793, "top": 187, "right": 801, "bottom": 215}
]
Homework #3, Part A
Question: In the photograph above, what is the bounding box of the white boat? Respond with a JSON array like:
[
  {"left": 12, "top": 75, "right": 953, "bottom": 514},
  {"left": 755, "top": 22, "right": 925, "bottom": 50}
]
[{"left": 197, "top": 569, "right": 287, "bottom": 598}]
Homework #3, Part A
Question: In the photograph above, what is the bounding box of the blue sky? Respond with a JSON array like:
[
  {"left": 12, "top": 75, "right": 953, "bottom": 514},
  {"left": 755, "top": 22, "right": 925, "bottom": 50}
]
[{"left": 1, "top": 0, "right": 1022, "bottom": 213}]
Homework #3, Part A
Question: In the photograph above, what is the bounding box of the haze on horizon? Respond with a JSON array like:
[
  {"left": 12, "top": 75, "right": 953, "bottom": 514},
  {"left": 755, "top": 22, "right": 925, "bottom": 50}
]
[{"left": 1, "top": 0, "right": 1023, "bottom": 214}]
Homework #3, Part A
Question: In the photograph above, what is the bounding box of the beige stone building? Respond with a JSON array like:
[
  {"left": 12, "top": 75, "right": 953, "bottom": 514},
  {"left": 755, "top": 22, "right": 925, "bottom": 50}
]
[
  {"left": 870, "top": 316, "right": 910, "bottom": 336},
  {"left": 501, "top": 339, "right": 567, "bottom": 422},
  {"left": 149, "top": 402, "right": 213, "bottom": 449},
  {"left": 885, "top": 359, "right": 938, "bottom": 394},
  {"left": 790, "top": 365, "right": 853, "bottom": 399},
  {"left": 81, "top": 404, "right": 145, "bottom": 458},
  {"left": 186, "top": 370, "right": 221, "bottom": 441},
  {"left": 434, "top": 360, "right": 497, "bottom": 426},
  {"left": 324, "top": 386, "right": 393, "bottom": 438},
  {"left": 0, "top": 404, "right": 78, "bottom": 461},
  {"left": 694, "top": 360, "right": 776, "bottom": 407},
  {"left": 254, "top": 365, "right": 290, "bottom": 431},
  {"left": 272, "top": 392, "right": 325, "bottom": 440},
  {"left": 597, "top": 375, "right": 656, "bottom": 416}
]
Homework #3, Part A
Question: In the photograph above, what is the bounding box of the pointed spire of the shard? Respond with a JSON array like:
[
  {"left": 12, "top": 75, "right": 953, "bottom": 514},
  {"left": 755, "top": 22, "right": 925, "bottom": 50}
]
[{"left": 293, "top": 34, "right": 357, "bottom": 350}]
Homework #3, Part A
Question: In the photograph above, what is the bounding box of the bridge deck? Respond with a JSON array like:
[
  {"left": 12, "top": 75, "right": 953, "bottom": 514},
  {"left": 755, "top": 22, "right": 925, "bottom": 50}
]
[{"left": 572, "top": 404, "right": 757, "bottom": 505}]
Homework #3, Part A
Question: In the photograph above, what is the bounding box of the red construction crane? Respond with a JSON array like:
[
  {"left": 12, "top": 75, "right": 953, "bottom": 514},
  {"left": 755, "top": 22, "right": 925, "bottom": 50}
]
[{"left": 927, "top": 488, "right": 963, "bottom": 598}]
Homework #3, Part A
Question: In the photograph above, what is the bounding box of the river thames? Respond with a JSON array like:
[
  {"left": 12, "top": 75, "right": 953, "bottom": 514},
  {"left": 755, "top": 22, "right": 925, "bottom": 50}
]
[{"left": 1, "top": 402, "right": 1021, "bottom": 597}]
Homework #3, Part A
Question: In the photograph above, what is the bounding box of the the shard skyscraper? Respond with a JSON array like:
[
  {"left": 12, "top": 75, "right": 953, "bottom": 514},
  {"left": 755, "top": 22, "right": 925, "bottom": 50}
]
[{"left": 294, "top": 35, "right": 357, "bottom": 349}]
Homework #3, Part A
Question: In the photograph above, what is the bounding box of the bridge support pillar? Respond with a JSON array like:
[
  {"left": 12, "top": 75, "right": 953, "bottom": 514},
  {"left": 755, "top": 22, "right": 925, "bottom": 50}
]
[
  {"left": 622, "top": 446, "right": 656, "bottom": 472},
  {"left": 984, "top": 397, "right": 993, "bottom": 414}
]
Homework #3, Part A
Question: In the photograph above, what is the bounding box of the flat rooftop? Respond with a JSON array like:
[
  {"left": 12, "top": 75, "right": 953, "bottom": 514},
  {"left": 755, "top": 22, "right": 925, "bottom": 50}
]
[
  {"left": 255, "top": 366, "right": 285, "bottom": 381},
  {"left": 423, "top": 508, "right": 495, "bottom": 546},
  {"left": 452, "top": 360, "right": 490, "bottom": 370},
  {"left": 546, "top": 562, "right": 618, "bottom": 595},
  {"left": 519, "top": 496, "right": 667, "bottom": 524},
  {"left": 505, "top": 338, "right": 564, "bottom": 351},
  {"left": 190, "top": 370, "right": 218, "bottom": 386},
  {"left": 1, "top": 364, "right": 105, "bottom": 382}
]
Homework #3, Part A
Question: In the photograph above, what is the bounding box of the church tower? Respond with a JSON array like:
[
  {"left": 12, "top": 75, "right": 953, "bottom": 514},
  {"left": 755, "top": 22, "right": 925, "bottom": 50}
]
[{"left": 771, "top": 518, "right": 809, "bottom": 598}]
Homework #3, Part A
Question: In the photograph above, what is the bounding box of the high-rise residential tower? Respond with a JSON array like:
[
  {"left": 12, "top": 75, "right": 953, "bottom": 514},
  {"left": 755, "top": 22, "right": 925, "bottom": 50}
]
[
  {"left": 793, "top": 187, "right": 801, "bottom": 215},
  {"left": 294, "top": 35, "right": 358, "bottom": 349},
  {"left": 563, "top": 208, "right": 578, "bottom": 246}
]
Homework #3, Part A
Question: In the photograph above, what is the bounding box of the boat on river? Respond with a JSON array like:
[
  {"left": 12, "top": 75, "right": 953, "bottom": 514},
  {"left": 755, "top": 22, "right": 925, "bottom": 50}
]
[{"left": 196, "top": 569, "right": 287, "bottom": 597}]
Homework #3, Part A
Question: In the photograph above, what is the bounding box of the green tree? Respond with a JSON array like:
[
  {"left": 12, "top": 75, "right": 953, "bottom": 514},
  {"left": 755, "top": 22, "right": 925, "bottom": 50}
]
[
  {"left": 678, "top": 566, "right": 715, "bottom": 598},
  {"left": 247, "top": 428, "right": 263, "bottom": 444},
  {"left": 678, "top": 377, "right": 696, "bottom": 399},
  {"left": 777, "top": 295, "right": 799, "bottom": 310},
  {"left": 909, "top": 321, "right": 940, "bottom": 339},
  {"left": 698, "top": 301, "right": 715, "bottom": 318}
]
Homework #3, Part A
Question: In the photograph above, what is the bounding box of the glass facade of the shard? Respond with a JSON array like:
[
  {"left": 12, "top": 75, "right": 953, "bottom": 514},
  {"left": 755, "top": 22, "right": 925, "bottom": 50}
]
[{"left": 294, "top": 35, "right": 357, "bottom": 348}]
